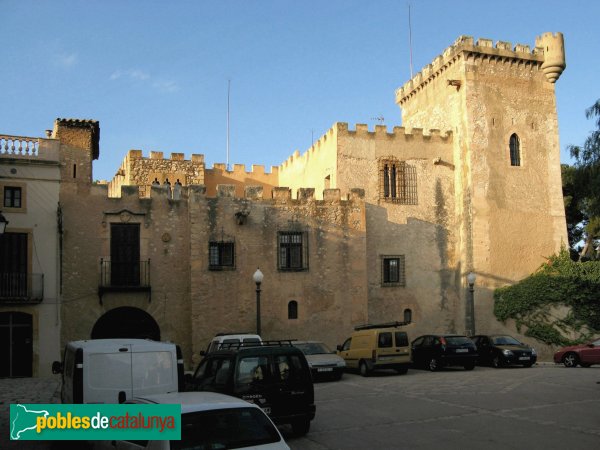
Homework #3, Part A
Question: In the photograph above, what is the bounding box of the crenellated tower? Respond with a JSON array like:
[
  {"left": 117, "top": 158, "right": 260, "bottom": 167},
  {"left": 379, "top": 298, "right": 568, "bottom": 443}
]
[
  {"left": 396, "top": 32, "right": 568, "bottom": 334},
  {"left": 53, "top": 118, "right": 99, "bottom": 184}
]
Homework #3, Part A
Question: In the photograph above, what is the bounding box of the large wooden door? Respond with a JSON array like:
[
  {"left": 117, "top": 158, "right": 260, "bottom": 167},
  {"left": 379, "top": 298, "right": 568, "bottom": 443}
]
[
  {"left": 110, "top": 224, "right": 140, "bottom": 286},
  {"left": 0, "top": 312, "right": 33, "bottom": 377}
]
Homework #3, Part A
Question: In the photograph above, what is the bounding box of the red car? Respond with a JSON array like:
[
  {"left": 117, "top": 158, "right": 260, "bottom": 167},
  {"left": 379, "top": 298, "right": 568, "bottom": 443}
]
[{"left": 553, "top": 338, "right": 600, "bottom": 367}]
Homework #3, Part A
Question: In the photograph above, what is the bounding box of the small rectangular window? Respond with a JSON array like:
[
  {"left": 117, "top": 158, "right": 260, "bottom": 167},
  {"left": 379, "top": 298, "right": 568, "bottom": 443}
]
[
  {"left": 4, "top": 187, "right": 22, "bottom": 208},
  {"left": 278, "top": 232, "right": 308, "bottom": 271},
  {"left": 209, "top": 242, "right": 235, "bottom": 270},
  {"left": 381, "top": 255, "right": 406, "bottom": 286}
]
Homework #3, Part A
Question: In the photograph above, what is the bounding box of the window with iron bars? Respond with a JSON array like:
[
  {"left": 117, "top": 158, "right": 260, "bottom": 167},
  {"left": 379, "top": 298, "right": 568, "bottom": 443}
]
[
  {"left": 278, "top": 231, "right": 308, "bottom": 271},
  {"left": 379, "top": 159, "right": 418, "bottom": 205},
  {"left": 209, "top": 241, "right": 235, "bottom": 270},
  {"left": 381, "top": 255, "right": 406, "bottom": 286}
]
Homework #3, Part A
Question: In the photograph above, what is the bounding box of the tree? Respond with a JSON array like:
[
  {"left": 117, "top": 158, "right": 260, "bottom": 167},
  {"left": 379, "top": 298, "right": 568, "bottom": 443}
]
[
  {"left": 567, "top": 99, "right": 600, "bottom": 260},
  {"left": 561, "top": 164, "right": 586, "bottom": 258}
]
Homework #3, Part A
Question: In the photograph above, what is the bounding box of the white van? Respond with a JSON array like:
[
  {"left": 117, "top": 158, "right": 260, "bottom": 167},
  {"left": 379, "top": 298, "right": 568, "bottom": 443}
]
[
  {"left": 203, "top": 333, "right": 262, "bottom": 355},
  {"left": 52, "top": 339, "right": 184, "bottom": 404}
]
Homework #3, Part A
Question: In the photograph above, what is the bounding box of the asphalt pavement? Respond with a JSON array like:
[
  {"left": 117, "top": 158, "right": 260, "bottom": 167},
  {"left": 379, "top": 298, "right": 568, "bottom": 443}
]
[{"left": 2, "top": 364, "right": 600, "bottom": 450}]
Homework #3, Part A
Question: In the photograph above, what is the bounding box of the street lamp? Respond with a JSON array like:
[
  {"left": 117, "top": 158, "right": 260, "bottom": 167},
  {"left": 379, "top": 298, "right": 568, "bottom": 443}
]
[
  {"left": 466, "top": 272, "right": 476, "bottom": 336},
  {"left": 253, "top": 268, "right": 264, "bottom": 336},
  {"left": 0, "top": 211, "right": 9, "bottom": 234}
]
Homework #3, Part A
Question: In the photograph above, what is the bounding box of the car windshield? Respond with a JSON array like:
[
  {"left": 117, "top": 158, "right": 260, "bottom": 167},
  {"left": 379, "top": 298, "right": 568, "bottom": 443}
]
[
  {"left": 491, "top": 336, "right": 521, "bottom": 345},
  {"left": 172, "top": 407, "right": 281, "bottom": 450},
  {"left": 445, "top": 336, "right": 472, "bottom": 346},
  {"left": 294, "top": 342, "right": 331, "bottom": 355}
]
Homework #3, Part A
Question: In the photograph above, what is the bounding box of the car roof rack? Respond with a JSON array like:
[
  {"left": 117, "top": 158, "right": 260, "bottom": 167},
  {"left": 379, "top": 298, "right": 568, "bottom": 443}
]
[
  {"left": 353, "top": 321, "right": 411, "bottom": 331},
  {"left": 217, "top": 339, "right": 296, "bottom": 350}
]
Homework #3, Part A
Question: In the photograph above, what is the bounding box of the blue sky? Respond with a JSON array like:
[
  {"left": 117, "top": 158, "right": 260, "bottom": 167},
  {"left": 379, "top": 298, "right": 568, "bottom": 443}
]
[{"left": 2, "top": 0, "right": 599, "bottom": 181}]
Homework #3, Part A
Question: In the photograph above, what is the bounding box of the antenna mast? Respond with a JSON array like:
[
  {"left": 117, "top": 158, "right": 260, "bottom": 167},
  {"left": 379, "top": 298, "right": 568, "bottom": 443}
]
[
  {"left": 408, "top": 3, "right": 414, "bottom": 78},
  {"left": 227, "top": 79, "right": 231, "bottom": 171}
]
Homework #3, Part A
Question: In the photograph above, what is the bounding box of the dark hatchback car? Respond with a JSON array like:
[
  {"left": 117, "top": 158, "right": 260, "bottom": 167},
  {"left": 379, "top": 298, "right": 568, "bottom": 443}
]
[
  {"left": 185, "top": 341, "right": 315, "bottom": 435},
  {"left": 411, "top": 334, "right": 478, "bottom": 371},
  {"left": 471, "top": 334, "right": 537, "bottom": 368}
]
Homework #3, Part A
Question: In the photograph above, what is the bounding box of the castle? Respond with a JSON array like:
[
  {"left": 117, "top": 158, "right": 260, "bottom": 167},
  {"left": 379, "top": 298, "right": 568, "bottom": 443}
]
[{"left": 0, "top": 33, "right": 567, "bottom": 375}]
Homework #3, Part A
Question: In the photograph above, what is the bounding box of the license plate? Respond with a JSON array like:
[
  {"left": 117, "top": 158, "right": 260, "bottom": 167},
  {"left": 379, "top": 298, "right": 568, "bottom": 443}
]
[
  {"left": 317, "top": 367, "right": 333, "bottom": 372},
  {"left": 519, "top": 356, "right": 530, "bottom": 360},
  {"left": 455, "top": 348, "right": 468, "bottom": 353}
]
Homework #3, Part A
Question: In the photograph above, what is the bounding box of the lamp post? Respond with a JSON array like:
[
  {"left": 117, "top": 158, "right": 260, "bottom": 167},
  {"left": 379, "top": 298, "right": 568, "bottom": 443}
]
[
  {"left": 0, "top": 211, "right": 9, "bottom": 234},
  {"left": 253, "top": 268, "right": 264, "bottom": 336},
  {"left": 466, "top": 272, "right": 476, "bottom": 336}
]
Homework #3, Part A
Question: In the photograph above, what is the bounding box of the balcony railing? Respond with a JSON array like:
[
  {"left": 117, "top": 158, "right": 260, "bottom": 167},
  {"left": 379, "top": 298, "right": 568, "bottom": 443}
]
[
  {"left": 0, "top": 273, "right": 44, "bottom": 303},
  {"left": 0, "top": 135, "right": 40, "bottom": 157},
  {"left": 98, "top": 259, "right": 151, "bottom": 303}
]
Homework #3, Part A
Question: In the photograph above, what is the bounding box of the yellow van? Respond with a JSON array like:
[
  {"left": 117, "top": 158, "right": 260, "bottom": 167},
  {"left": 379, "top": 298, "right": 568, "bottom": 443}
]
[{"left": 336, "top": 322, "right": 411, "bottom": 376}]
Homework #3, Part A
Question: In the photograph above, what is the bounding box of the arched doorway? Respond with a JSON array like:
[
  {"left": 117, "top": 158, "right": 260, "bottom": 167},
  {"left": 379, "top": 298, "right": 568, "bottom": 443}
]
[
  {"left": 91, "top": 307, "right": 160, "bottom": 341},
  {"left": 0, "top": 312, "right": 33, "bottom": 377}
]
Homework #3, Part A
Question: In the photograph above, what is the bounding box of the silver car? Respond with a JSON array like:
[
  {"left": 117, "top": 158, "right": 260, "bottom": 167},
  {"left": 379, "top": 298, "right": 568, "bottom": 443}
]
[
  {"left": 293, "top": 341, "right": 346, "bottom": 381},
  {"left": 93, "top": 392, "right": 289, "bottom": 450}
]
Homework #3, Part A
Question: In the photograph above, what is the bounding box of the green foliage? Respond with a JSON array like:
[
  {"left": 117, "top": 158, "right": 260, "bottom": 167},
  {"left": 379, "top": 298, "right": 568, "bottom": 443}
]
[
  {"left": 494, "top": 249, "right": 600, "bottom": 345},
  {"left": 566, "top": 98, "right": 600, "bottom": 260},
  {"left": 524, "top": 323, "right": 569, "bottom": 346}
]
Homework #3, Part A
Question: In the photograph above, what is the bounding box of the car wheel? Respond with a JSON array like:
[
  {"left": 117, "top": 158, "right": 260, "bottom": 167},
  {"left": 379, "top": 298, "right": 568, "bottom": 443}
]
[
  {"left": 492, "top": 355, "right": 503, "bottom": 368},
  {"left": 428, "top": 357, "right": 439, "bottom": 372},
  {"left": 395, "top": 366, "right": 408, "bottom": 375},
  {"left": 563, "top": 352, "right": 579, "bottom": 368},
  {"left": 335, "top": 371, "right": 344, "bottom": 380},
  {"left": 464, "top": 362, "right": 475, "bottom": 371},
  {"left": 523, "top": 363, "right": 533, "bottom": 368},
  {"left": 359, "top": 360, "right": 371, "bottom": 377},
  {"left": 291, "top": 419, "right": 311, "bottom": 436}
]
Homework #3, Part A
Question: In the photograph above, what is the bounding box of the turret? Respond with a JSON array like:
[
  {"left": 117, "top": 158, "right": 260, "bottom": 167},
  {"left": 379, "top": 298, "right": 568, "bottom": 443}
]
[
  {"left": 535, "top": 32, "right": 566, "bottom": 83},
  {"left": 52, "top": 118, "right": 100, "bottom": 184}
]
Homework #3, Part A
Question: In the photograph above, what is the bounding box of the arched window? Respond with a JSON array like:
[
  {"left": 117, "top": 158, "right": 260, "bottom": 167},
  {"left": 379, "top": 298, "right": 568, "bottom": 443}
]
[
  {"left": 288, "top": 301, "right": 298, "bottom": 320},
  {"left": 509, "top": 133, "right": 521, "bottom": 166},
  {"left": 403, "top": 308, "right": 412, "bottom": 323}
]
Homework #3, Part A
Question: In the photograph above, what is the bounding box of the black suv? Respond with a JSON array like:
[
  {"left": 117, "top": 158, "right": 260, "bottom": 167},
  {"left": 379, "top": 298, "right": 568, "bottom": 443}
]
[
  {"left": 411, "top": 334, "right": 478, "bottom": 371},
  {"left": 185, "top": 341, "right": 315, "bottom": 435}
]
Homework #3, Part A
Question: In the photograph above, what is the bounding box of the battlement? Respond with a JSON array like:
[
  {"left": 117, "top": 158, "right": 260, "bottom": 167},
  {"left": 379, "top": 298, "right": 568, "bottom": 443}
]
[
  {"left": 395, "top": 33, "right": 557, "bottom": 105},
  {"left": 206, "top": 162, "right": 279, "bottom": 175},
  {"left": 279, "top": 122, "right": 451, "bottom": 170},
  {"left": 126, "top": 149, "right": 205, "bottom": 164},
  {"left": 336, "top": 122, "right": 451, "bottom": 140},
  {"left": 97, "top": 182, "right": 365, "bottom": 204}
]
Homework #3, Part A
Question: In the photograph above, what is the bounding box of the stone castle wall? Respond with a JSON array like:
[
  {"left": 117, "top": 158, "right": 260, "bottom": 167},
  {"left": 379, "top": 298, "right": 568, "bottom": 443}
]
[
  {"left": 188, "top": 185, "right": 367, "bottom": 365},
  {"left": 59, "top": 182, "right": 193, "bottom": 363},
  {"left": 278, "top": 126, "right": 339, "bottom": 199},
  {"left": 108, "top": 150, "right": 205, "bottom": 198},
  {"left": 59, "top": 175, "right": 367, "bottom": 368},
  {"left": 204, "top": 163, "right": 279, "bottom": 198}
]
